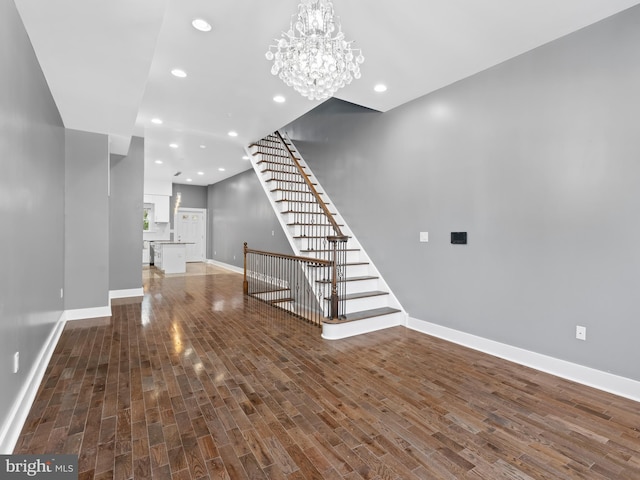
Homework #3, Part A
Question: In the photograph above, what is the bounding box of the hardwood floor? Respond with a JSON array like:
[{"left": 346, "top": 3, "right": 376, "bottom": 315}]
[{"left": 15, "top": 264, "right": 640, "bottom": 479}]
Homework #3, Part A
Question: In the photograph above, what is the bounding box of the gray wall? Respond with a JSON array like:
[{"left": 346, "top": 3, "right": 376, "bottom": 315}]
[
  {"left": 172, "top": 183, "right": 208, "bottom": 210},
  {"left": 109, "top": 137, "right": 144, "bottom": 291},
  {"left": 171, "top": 183, "right": 207, "bottom": 228},
  {"left": 208, "top": 169, "right": 291, "bottom": 266},
  {"left": 65, "top": 129, "right": 109, "bottom": 308},
  {"left": 0, "top": 0, "right": 65, "bottom": 450},
  {"left": 284, "top": 6, "right": 640, "bottom": 381}
]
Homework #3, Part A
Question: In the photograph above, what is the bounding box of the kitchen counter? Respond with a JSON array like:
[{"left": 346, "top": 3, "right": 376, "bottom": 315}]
[
  {"left": 152, "top": 242, "right": 193, "bottom": 274},
  {"left": 150, "top": 241, "right": 194, "bottom": 245}
]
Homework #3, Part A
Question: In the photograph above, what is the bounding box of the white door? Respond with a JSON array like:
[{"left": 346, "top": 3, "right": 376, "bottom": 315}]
[{"left": 175, "top": 209, "right": 206, "bottom": 262}]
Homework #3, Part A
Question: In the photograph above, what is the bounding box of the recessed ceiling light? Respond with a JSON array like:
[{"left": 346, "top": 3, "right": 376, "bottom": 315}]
[
  {"left": 273, "top": 95, "right": 286, "bottom": 103},
  {"left": 374, "top": 84, "right": 388, "bottom": 93},
  {"left": 192, "top": 18, "right": 212, "bottom": 32},
  {"left": 228, "top": 131, "right": 238, "bottom": 137},
  {"left": 151, "top": 118, "right": 163, "bottom": 124},
  {"left": 171, "top": 69, "right": 187, "bottom": 78},
  {"left": 186, "top": 178, "right": 193, "bottom": 182},
  {"left": 169, "top": 143, "right": 178, "bottom": 148},
  {"left": 197, "top": 171, "right": 204, "bottom": 175},
  {"left": 242, "top": 155, "right": 250, "bottom": 160},
  {"left": 218, "top": 168, "right": 226, "bottom": 172},
  {"left": 199, "top": 145, "right": 206, "bottom": 149},
  {"left": 154, "top": 160, "right": 163, "bottom": 164}
]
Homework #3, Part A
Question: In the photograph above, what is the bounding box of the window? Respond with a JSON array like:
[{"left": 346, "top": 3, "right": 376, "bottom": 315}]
[{"left": 143, "top": 203, "right": 154, "bottom": 231}]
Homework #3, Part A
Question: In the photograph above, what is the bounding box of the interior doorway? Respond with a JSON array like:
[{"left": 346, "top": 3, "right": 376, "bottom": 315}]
[{"left": 175, "top": 208, "right": 206, "bottom": 262}]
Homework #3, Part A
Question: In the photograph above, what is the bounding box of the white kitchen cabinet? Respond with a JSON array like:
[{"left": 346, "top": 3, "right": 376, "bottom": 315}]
[
  {"left": 143, "top": 241, "right": 150, "bottom": 264},
  {"left": 161, "top": 244, "right": 186, "bottom": 273},
  {"left": 151, "top": 242, "right": 186, "bottom": 274},
  {"left": 143, "top": 194, "right": 170, "bottom": 223}
]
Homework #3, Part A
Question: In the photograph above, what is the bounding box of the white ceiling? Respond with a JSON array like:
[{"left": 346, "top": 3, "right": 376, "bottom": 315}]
[{"left": 15, "top": 0, "right": 640, "bottom": 187}]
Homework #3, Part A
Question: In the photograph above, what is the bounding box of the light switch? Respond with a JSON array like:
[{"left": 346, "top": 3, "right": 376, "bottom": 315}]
[{"left": 419, "top": 232, "right": 429, "bottom": 243}]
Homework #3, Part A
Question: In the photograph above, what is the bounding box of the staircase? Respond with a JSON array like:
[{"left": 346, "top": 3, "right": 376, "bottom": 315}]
[{"left": 246, "top": 131, "right": 406, "bottom": 340}]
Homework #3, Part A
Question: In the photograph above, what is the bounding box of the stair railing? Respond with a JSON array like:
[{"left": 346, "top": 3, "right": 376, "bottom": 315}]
[
  {"left": 244, "top": 243, "right": 338, "bottom": 324},
  {"left": 275, "top": 131, "right": 346, "bottom": 239},
  {"left": 247, "top": 132, "right": 350, "bottom": 320},
  {"left": 275, "top": 132, "right": 348, "bottom": 320}
]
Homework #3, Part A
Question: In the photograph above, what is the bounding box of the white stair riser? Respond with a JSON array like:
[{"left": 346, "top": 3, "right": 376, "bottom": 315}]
[
  {"left": 287, "top": 223, "right": 336, "bottom": 236},
  {"left": 322, "top": 311, "right": 405, "bottom": 340},
  {"left": 280, "top": 211, "right": 333, "bottom": 224},
  {"left": 325, "top": 278, "right": 381, "bottom": 295},
  {"left": 336, "top": 294, "right": 392, "bottom": 314},
  {"left": 272, "top": 190, "right": 320, "bottom": 202},
  {"left": 303, "top": 264, "right": 370, "bottom": 279},
  {"left": 300, "top": 249, "right": 364, "bottom": 264},
  {"left": 262, "top": 173, "right": 306, "bottom": 183},
  {"left": 294, "top": 238, "right": 339, "bottom": 253}
]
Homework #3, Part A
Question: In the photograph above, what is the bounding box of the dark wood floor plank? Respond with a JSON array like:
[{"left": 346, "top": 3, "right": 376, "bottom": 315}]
[{"left": 13, "top": 263, "right": 640, "bottom": 479}]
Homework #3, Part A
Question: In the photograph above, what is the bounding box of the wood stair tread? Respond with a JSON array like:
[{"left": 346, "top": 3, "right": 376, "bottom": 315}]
[
  {"left": 294, "top": 235, "right": 332, "bottom": 239},
  {"left": 267, "top": 179, "right": 317, "bottom": 185},
  {"left": 260, "top": 168, "right": 308, "bottom": 177},
  {"left": 324, "top": 307, "right": 402, "bottom": 324},
  {"left": 252, "top": 287, "right": 289, "bottom": 295},
  {"left": 278, "top": 199, "right": 329, "bottom": 204},
  {"left": 300, "top": 248, "right": 360, "bottom": 253},
  {"left": 324, "top": 290, "right": 389, "bottom": 301},
  {"left": 287, "top": 222, "right": 342, "bottom": 227},
  {"left": 316, "top": 275, "right": 378, "bottom": 284},
  {"left": 270, "top": 297, "right": 294, "bottom": 304},
  {"left": 258, "top": 160, "right": 307, "bottom": 168},
  {"left": 273, "top": 189, "right": 324, "bottom": 194},
  {"left": 281, "top": 210, "right": 335, "bottom": 215},
  {"left": 307, "top": 261, "right": 368, "bottom": 267},
  {"left": 261, "top": 168, "right": 307, "bottom": 174},
  {"left": 251, "top": 145, "right": 287, "bottom": 151},
  {"left": 251, "top": 150, "right": 288, "bottom": 156}
]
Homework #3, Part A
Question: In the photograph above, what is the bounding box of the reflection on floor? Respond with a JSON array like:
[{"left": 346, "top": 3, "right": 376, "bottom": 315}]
[
  {"left": 143, "top": 262, "right": 235, "bottom": 280},
  {"left": 13, "top": 263, "right": 640, "bottom": 479}
]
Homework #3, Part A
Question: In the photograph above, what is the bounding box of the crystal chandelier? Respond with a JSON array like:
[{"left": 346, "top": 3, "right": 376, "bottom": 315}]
[{"left": 266, "top": 0, "right": 364, "bottom": 101}]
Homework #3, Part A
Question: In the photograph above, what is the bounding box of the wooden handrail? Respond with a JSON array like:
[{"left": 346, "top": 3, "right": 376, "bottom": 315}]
[
  {"left": 275, "top": 131, "right": 347, "bottom": 240},
  {"left": 244, "top": 242, "right": 344, "bottom": 320},
  {"left": 245, "top": 132, "right": 351, "bottom": 321},
  {"left": 244, "top": 243, "right": 332, "bottom": 265},
  {"left": 244, "top": 242, "right": 340, "bottom": 322}
]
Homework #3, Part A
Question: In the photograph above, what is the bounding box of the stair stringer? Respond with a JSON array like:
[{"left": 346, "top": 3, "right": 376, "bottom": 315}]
[
  {"left": 245, "top": 134, "right": 408, "bottom": 339},
  {"left": 278, "top": 132, "right": 408, "bottom": 325}
]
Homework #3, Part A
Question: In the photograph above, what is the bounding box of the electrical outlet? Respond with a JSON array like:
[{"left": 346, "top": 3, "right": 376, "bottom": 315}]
[
  {"left": 13, "top": 352, "right": 19, "bottom": 374},
  {"left": 272, "top": 230, "right": 275, "bottom": 236},
  {"left": 60, "top": 288, "right": 64, "bottom": 298},
  {"left": 576, "top": 325, "right": 586, "bottom": 341},
  {"left": 419, "top": 232, "right": 429, "bottom": 243}
]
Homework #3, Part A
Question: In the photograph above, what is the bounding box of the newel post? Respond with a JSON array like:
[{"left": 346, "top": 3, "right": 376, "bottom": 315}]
[
  {"left": 243, "top": 242, "right": 249, "bottom": 295},
  {"left": 327, "top": 235, "right": 348, "bottom": 320}
]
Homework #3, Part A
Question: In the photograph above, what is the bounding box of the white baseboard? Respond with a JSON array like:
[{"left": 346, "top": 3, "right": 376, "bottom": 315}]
[
  {"left": 64, "top": 305, "right": 111, "bottom": 321},
  {"left": 206, "top": 258, "right": 244, "bottom": 275},
  {"left": 109, "top": 288, "right": 144, "bottom": 300},
  {"left": 0, "top": 314, "right": 66, "bottom": 454},
  {"left": 322, "top": 312, "right": 406, "bottom": 340},
  {"left": 407, "top": 317, "right": 640, "bottom": 403}
]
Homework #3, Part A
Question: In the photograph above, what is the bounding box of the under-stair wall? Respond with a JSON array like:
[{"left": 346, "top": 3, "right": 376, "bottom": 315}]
[{"left": 246, "top": 131, "right": 407, "bottom": 339}]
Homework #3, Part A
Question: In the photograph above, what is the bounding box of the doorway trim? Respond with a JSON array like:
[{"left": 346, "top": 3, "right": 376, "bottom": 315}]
[{"left": 175, "top": 207, "right": 207, "bottom": 262}]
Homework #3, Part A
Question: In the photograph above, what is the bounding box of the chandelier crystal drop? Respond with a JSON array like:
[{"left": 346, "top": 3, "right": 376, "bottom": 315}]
[{"left": 266, "top": 0, "right": 364, "bottom": 101}]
